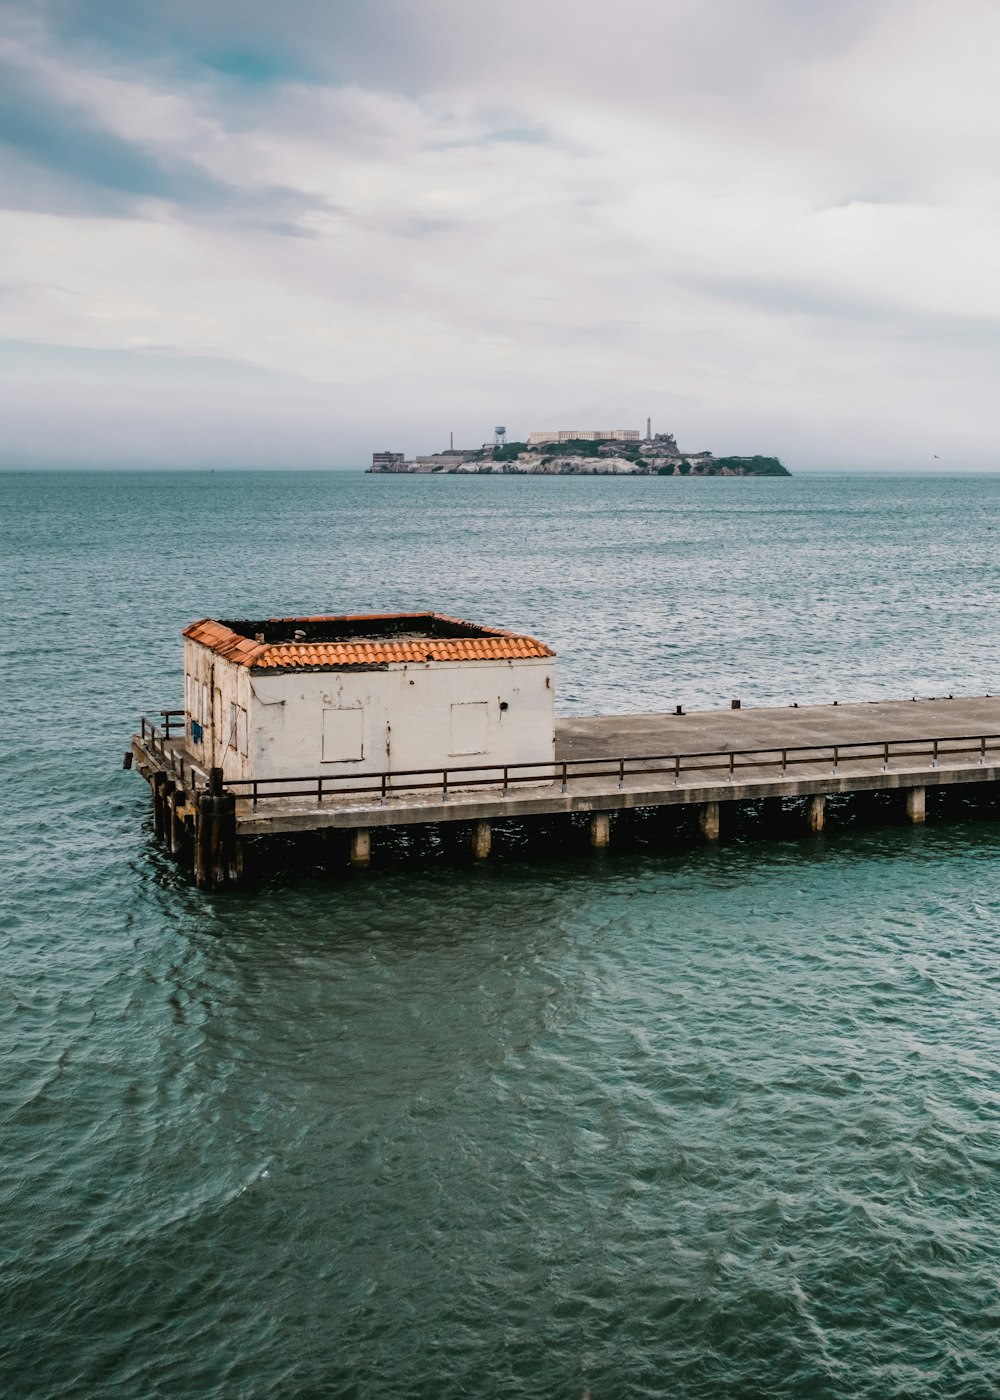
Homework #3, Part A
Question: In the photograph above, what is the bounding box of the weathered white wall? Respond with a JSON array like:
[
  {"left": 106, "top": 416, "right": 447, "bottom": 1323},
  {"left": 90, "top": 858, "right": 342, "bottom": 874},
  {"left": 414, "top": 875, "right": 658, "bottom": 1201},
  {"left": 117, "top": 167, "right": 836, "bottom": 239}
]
[
  {"left": 184, "top": 644, "right": 555, "bottom": 791},
  {"left": 183, "top": 638, "right": 255, "bottom": 783},
  {"left": 238, "top": 656, "right": 555, "bottom": 783}
]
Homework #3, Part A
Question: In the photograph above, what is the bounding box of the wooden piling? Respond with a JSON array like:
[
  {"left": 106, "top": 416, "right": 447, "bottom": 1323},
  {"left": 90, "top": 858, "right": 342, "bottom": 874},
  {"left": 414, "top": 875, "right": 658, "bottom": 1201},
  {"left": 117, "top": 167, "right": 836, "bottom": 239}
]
[
  {"left": 212, "top": 792, "right": 242, "bottom": 888},
  {"left": 209, "top": 797, "right": 224, "bottom": 883},
  {"left": 193, "top": 790, "right": 243, "bottom": 890},
  {"left": 590, "top": 811, "right": 611, "bottom": 849},
  {"left": 164, "top": 780, "right": 179, "bottom": 855},
  {"left": 152, "top": 771, "right": 167, "bottom": 841},
  {"left": 806, "top": 794, "right": 826, "bottom": 833},
  {"left": 194, "top": 793, "right": 214, "bottom": 889}
]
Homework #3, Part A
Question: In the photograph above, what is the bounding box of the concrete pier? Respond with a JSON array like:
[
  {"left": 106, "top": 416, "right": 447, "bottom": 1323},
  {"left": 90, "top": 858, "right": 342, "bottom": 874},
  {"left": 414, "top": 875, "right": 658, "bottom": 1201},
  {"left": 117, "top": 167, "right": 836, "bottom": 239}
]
[
  {"left": 349, "top": 828, "right": 371, "bottom": 868},
  {"left": 131, "top": 694, "right": 1000, "bottom": 886},
  {"left": 471, "top": 820, "right": 492, "bottom": 860}
]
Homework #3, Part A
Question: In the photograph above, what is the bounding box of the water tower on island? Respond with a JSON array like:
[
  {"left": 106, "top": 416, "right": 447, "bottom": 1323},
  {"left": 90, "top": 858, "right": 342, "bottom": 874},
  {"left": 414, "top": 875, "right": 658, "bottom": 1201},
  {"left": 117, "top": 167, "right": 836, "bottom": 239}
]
[{"left": 494, "top": 425, "right": 507, "bottom": 448}]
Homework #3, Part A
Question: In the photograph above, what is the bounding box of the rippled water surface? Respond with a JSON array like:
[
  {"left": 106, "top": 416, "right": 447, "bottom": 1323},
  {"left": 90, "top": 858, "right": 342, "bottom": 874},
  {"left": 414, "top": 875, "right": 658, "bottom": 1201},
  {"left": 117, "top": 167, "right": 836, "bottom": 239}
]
[{"left": 3, "top": 471, "right": 1000, "bottom": 1398}]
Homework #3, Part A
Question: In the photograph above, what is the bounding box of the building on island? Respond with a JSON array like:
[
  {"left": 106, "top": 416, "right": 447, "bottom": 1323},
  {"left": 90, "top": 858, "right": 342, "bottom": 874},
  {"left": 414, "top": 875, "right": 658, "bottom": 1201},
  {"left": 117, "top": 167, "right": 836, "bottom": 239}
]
[
  {"left": 638, "top": 432, "right": 680, "bottom": 456},
  {"left": 371, "top": 451, "right": 406, "bottom": 470},
  {"left": 412, "top": 449, "right": 481, "bottom": 468},
  {"left": 526, "top": 429, "right": 641, "bottom": 446},
  {"left": 182, "top": 612, "right": 556, "bottom": 785}
]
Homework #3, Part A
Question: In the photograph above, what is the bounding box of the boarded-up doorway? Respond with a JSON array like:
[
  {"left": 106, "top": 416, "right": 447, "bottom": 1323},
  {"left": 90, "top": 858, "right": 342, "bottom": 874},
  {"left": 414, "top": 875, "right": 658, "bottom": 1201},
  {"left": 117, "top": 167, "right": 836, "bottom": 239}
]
[
  {"left": 322, "top": 707, "right": 364, "bottom": 763},
  {"left": 450, "top": 701, "right": 489, "bottom": 756}
]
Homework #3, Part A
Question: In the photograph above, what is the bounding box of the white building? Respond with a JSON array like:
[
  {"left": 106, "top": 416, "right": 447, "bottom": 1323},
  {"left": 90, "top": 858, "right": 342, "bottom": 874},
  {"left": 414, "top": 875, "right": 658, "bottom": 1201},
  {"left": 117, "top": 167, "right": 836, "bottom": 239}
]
[
  {"left": 182, "top": 612, "right": 556, "bottom": 785},
  {"left": 527, "top": 429, "right": 641, "bottom": 445}
]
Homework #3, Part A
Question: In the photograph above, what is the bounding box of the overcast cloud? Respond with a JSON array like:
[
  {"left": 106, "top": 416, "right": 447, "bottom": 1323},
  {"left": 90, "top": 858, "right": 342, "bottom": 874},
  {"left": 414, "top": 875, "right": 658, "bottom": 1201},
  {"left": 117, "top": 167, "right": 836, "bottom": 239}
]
[{"left": 1, "top": 0, "right": 999, "bottom": 469}]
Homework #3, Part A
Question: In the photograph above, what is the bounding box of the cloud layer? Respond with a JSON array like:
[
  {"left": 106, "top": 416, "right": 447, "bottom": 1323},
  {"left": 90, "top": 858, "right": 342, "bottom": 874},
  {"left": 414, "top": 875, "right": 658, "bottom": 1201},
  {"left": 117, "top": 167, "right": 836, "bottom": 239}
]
[{"left": 2, "top": 0, "right": 999, "bottom": 468}]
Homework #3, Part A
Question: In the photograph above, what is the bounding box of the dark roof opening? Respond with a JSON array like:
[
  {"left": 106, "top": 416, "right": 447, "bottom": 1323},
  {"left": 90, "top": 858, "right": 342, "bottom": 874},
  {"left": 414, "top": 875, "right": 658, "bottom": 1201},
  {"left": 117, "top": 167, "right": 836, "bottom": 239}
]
[{"left": 219, "top": 612, "right": 503, "bottom": 647}]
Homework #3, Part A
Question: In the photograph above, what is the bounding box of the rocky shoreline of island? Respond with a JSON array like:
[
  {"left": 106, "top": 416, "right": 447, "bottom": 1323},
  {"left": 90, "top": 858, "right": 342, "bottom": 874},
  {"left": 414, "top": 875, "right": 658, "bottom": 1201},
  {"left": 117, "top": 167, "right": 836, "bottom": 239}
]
[{"left": 368, "top": 428, "right": 790, "bottom": 476}]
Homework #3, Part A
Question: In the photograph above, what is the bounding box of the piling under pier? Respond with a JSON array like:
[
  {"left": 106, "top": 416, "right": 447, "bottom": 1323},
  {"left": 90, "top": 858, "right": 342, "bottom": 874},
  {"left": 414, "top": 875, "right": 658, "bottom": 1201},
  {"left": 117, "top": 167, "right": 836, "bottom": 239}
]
[{"left": 131, "top": 695, "right": 1000, "bottom": 887}]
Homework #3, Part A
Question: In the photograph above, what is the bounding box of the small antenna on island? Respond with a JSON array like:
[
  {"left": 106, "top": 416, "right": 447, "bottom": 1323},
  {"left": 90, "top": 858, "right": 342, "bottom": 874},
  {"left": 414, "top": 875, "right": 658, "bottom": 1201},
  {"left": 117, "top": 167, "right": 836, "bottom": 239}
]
[
  {"left": 450, "top": 431, "right": 454, "bottom": 451},
  {"left": 647, "top": 416, "right": 652, "bottom": 440}
]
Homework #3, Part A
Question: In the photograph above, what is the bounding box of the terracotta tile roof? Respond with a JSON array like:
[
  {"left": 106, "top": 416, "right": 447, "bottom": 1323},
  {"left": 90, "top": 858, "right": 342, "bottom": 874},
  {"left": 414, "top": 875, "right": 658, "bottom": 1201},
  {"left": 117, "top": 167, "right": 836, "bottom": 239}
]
[{"left": 183, "top": 613, "right": 554, "bottom": 671}]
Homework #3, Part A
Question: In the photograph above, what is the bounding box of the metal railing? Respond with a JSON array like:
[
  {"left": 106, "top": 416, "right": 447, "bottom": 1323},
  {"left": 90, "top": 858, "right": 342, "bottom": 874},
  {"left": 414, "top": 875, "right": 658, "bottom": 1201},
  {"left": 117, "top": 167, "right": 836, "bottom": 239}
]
[
  {"left": 140, "top": 709, "right": 186, "bottom": 740},
  {"left": 137, "top": 714, "right": 212, "bottom": 792},
  {"left": 205, "top": 731, "right": 1000, "bottom": 809}
]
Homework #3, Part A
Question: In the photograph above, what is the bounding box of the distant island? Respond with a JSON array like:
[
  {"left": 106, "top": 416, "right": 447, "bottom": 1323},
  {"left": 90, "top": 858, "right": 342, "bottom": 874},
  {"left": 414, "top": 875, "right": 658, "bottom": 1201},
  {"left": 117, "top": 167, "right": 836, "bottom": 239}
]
[{"left": 368, "top": 427, "right": 790, "bottom": 476}]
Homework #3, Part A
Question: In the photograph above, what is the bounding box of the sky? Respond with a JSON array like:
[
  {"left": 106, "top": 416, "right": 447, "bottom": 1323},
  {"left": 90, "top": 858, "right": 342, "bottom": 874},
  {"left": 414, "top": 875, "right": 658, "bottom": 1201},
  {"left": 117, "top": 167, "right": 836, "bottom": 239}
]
[{"left": 1, "top": 0, "right": 999, "bottom": 470}]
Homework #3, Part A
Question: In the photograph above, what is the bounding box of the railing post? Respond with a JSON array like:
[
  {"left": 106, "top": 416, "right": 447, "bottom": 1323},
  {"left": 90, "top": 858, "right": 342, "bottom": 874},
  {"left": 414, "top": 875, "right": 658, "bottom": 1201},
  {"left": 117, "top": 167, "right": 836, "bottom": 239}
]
[
  {"left": 932, "top": 738, "right": 939, "bottom": 769},
  {"left": 618, "top": 757, "right": 625, "bottom": 791},
  {"left": 380, "top": 773, "right": 387, "bottom": 806},
  {"left": 502, "top": 766, "right": 509, "bottom": 797},
  {"left": 674, "top": 753, "right": 680, "bottom": 786},
  {"left": 832, "top": 746, "right": 838, "bottom": 776},
  {"left": 252, "top": 780, "right": 258, "bottom": 811},
  {"left": 442, "top": 769, "right": 449, "bottom": 802},
  {"left": 882, "top": 742, "right": 890, "bottom": 772},
  {"left": 561, "top": 762, "right": 568, "bottom": 795},
  {"left": 781, "top": 749, "right": 787, "bottom": 776},
  {"left": 210, "top": 766, "right": 224, "bottom": 798},
  {"left": 727, "top": 751, "right": 734, "bottom": 782},
  {"left": 317, "top": 775, "right": 323, "bottom": 804},
  {"left": 981, "top": 736, "right": 987, "bottom": 766}
]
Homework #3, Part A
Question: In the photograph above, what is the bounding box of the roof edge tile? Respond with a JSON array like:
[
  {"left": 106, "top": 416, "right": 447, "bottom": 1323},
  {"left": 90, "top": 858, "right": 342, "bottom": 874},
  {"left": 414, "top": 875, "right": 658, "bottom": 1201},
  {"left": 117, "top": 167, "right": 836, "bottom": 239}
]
[{"left": 183, "top": 613, "right": 555, "bottom": 670}]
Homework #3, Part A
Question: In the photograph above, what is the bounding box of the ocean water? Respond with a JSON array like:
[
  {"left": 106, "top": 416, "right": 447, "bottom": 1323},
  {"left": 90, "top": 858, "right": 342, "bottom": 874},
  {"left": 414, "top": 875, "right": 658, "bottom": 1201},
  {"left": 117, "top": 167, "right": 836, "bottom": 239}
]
[{"left": 3, "top": 470, "right": 1000, "bottom": 1398}]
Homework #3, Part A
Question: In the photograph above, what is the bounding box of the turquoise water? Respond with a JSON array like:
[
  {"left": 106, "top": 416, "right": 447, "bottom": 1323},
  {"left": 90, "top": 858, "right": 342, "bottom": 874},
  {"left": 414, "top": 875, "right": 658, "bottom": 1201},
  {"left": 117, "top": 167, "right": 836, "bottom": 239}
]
[{"left": 3, "top": 471, "right": 1000, "bottom": 1398}]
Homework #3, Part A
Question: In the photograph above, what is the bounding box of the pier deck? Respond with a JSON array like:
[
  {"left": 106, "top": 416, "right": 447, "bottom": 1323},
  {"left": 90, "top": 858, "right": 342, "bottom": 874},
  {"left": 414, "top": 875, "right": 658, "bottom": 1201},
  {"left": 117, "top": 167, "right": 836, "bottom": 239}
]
[{"left": 556, "top": 695, "right": 1000, "bottom": 764}]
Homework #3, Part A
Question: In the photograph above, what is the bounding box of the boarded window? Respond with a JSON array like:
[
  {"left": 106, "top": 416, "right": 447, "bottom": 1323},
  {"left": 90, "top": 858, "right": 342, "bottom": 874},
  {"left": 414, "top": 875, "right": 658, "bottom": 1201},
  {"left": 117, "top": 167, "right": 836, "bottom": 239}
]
[
  {"left": 228, "top": 702, "right": 239, "bottom": 749},
  {"left": 450, "top": 701, "right": 489, "bottom": 755},
  {"left": 323, "top": 707, "right": 364, "bottom": 763},
  {"left": 237, "top": 707, "right": 249, "bottom": 757}
]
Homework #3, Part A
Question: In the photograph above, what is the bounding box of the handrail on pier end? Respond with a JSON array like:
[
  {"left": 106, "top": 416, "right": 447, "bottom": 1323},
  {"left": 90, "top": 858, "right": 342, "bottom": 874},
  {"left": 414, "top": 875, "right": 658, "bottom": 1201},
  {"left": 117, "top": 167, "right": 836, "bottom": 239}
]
[{"left": 136, "top": 715, "right": 211, "bottom": 793}]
